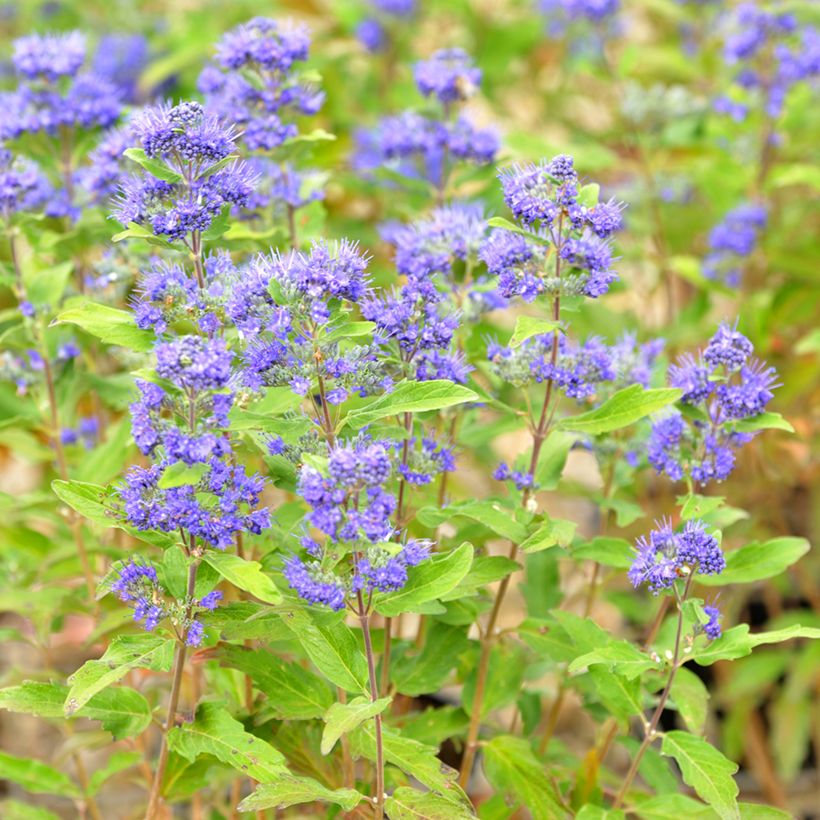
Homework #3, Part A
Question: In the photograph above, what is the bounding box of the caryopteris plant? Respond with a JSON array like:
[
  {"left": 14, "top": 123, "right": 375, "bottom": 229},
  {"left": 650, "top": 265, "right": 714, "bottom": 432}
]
[{"left": 0, "top": 7, "right": 817, "bottom": 820}]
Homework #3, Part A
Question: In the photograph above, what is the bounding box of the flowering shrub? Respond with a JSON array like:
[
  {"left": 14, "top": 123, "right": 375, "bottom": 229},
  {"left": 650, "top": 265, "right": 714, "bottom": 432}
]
[{"left": 0, "top": 5, "right": 817, "bottom": 820}]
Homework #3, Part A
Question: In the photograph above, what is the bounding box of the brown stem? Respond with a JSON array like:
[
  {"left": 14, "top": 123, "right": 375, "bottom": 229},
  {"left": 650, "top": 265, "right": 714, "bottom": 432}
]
[
  {"left": 144, "top": 560, "right": 199, "bottom": 819},
  {"left": 337, "top": 687, "right": 356, "bottom": 791},
  {"left": 358, "top": 597, "right": 385, "bottom": 818},
  {"left": 69, "top": 746, "right": 103, "bottom": 820},
  {"left": 191, "top": 230, "right": 205, "bottom": 289},
  {"left": 613, "top": 574, "right": 693, "bottom": 809}
]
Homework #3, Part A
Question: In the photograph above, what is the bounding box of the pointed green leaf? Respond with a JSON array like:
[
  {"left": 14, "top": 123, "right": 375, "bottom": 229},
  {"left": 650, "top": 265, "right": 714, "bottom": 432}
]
[
  {"left": 321, "top": 695, "right": 391, "bottom": 755},
  {"left": 732, "top": 413, "right": 793, "bottom": 434},
  {"left": 167, "top": 702, "right": 287, "bottom": 783},
  {"left": 52, "top": 479, "right": 112, "bottom": 527},
  {"left": 0, "top": 751, "right": 80, "bottom": 798},
  {"left": 123, "top": 147, "right": 184, "bottom": 183},
  {"left": 693, "top": 624, "right": 820, "bottom": 665},
  {"left": 697, "top": 537, "right": 810, "bottom": 586},
  {"left": 660, "top": 731, "right": 739, "bottom": 820},
  {"left": 157, "top": 461, "right": 210, "bottom": 489},
  {"left": 53, "top": 301, "right": 155, "bottom": 352},
  {"left": 417, "top": 501, "right": 527, "bottom": 542},
  {"left": 669, "top": 667, "right": 710, "bottom": 733},
  {"left": 509, "top": 315, "right": 563, "bottom": 348},
  {"left": 88, "top": 750, "right": 142, "bottom": 794},
  {"left": 631, "top": 793, "right": 713, "bottom": 819},
  {"left": 569, "top": 640, "right": 659, "bottom": 679},
  {"left": 238, "top": 777, "right": 362, "bottom": 813},
  {"left": 202, "top": 551, "right": 281, "bottom": 604},
  {"left": 385, "top": 787, "right": 477, "bottom": 819},
  {"left": 392, "top": 623, "right": 469, "bottom": 696},
  {"left": 588, "top": 667, "right": 644, "bottom": 724}
]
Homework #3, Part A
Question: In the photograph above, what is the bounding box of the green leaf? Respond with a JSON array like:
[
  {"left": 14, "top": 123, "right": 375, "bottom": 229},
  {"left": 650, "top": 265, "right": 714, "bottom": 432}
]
[
  {"left": 65, "top": 634, "right": 174, "bottom": 715},
  {"left": 485, "top": 216, "right": 549, "bottom": 245},
  {"left": 24, "top": 261, "right": 73, "bottom": 306},
  {"left": 520, "top": 517, "right": 577, "bottom": 552},
  {"left": 569, "top": 640, "right": 659, "bottom": 679},
  {"left": 88, "top": 750, "right": 142, "bottom": 795},
  {"left": 323, "top": 320, "right": 376, "bottom": 344},
  {"left": 669, "top": 667, "right": 710, "bottom": 733},
  {"left": 350, "top": 724, "right": 466, "bottom": 803},
  {"left": 482, "top": 736, "right": 567, "bottom": 820},
  {"left": 697, "top": 537, "right": 810, "bottom": 586},
  {"left": 238, "top": 777, "right": 362, "bottom": 813},
  {"left": 157, "top": 461, "right": 209, "bottom": 489},
  {"left": 123, "top": 147, "right": 184, "bottom": 183},
  {"left": 51, "top": 479, "right": 112, "bottom": 527},
  {"left": 558, "top": 385, "right": 682, "bottom": 435},
  {"left": 571, "top": 537, "right": 633, "bottom": 569},
  {"left": 738, "top": 804, "right": 792, "bottom": 819},
  {"left": 168, "top": 702, "right": 287, "bottom": 783},
  {"left": 392, "top": 623, "right": 469, "bottom": 696},
  {"left": 345, "top": 380, "right": 477, "bottom": 428},
  {"left": 374, "top": 542, "right": 474, "bottom": 617},
  {"left": 509, "top": 315, "right": 562, "bottom": 348},
  {"left": 74, "top": 417, "right": 133, "bottom": 485},
  {"left": 660, "top": 731, "right": 739, "bottom": 820},
  {"left": 463, "top": 643, "right": 526, "bottom": 718},
  {"left": 220, "top": 645, "right": 332, "bottom": 720},
  {"left": 588, "top": 667, "right": 644, "bottom": 724},
  {"left": 54, "top": 302, "right": 155, "bottom": 352},
  {"left": 417, "top": 501, "right": 527, "bottom": 542},
  {"left": 202, "top": 551, "right": 281, "bottom": 604},
  {"left": 321, "top": 695, "right": 391, "bottom": 755},
  {"left": 196, "top": 154, "right": 238, "bottom": 180},
  {"left": 0, "top": 751, "right": 80, "bottom": 798},
  {"left": 281, "top": 608, "right": 369, "bottom": 694},
  {"left": 385, "top": 787, "right": 477, "bottom": 819},
  {"left": 535, "top": 430, "right": 575, "bottom": 489},
  {"left": 0, "top": 681, "right": 151, "bottom": 740},
  {"left": 632, "top": 793, "right": 714, "bottom": 819},
  {"left": 678, "top": 494, "right": 725, "bottom": 521},
  {"left": 0, "top": 799, "right": 60, "bottom": 820},
  {"left": 111, "top": 221, "right": 169, "bottom": 247},
  {"left": 732, "top": 412, "right": 794, "bottom": 434},
  {"left": 692, "top": 624, "right": 820, "bottom": 665},
  {"left": 577, "top": 183, "right": 601, "bottom": 207}
]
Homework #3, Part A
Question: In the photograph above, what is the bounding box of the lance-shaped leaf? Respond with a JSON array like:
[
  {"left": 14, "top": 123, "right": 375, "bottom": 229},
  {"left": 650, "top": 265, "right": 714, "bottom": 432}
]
[
  {"left": 202, "top": 551, "right": 281, "bottom": 604},
  {"left": 64, "top": 634, "right": 174, "bottom": 715},
  {"left": 345, "top": 380, "right": 478, "bottom": 429},
  {"left": 631, "top": 793, "right": 715, "bottom": 819},
  {"left": 52, "top": 480, "right": 113, "bottom": 527},
  {"left": 123, "top": 147, "right": 184, "bottom": 183},
  {"left": 0, "top": 751, "right": 80, "bottom": 798},
  {"left": 281, "top": 608, "right": 369, "bottom": 694},
  {"left": 0, "top": 681, "right": 151, "bottom": 740},
  {"left": 732, "top": 412, "right": 794, "bottom": 434},
  {"left": 576, "top": 807, "right": 625, "bottom": 820},
  {"left": 385, "top": 787, "right": 477, "bottom": 819},
  {"left": 588, "top": 667, "right": 644, "bottom": 725},
  {"left": 569, "top": 639, "right": 659, "bottom": 679},
  {"left": 697, "top": 537, "right": 810, "bottom": 586},
  {"left": 239, "top": 777, "right": 362, "bottom": 813},
  {"left": 669, "top": 667, "right": 710, "bottom": 733},
  {"left": 692, "top": 624, "right": 820, "bottom": 665},
  {"left": 482, "top": 736, "right": 567, "bottom": 820},
  {"left": 88, "top": 750, "right": 142, "bottom": 795},
  {"left": 417, "top": 501, "right": 527, "bottom": 542},
  {"left": 660, "top": 731, "right": 739, "bottom": 820},
  {"left": 53, "top": 301, "right": 155, "bottom": 352},
  {"left": 321, "top": 696, "right": 391, "bottom": 755},
  {"left": 509, "top": 315, "right": 563, "bottom": 348},
  {"left": 220, "top": 645, "right": 332, "bottom": 720},
  {"left": 167, "top": 702, "right": 287, "bottom": 783},
  {"left": 558, "top": 385, "right": 682, "bottom": 435},
  {"left": 373, "top": 542, "right": 474, "bottom": 617}
]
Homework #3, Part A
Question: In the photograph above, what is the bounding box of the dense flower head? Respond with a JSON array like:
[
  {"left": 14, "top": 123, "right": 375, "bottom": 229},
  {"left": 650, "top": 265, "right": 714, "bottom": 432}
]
[
  {"left": 91, "top": 34, "right": 150, "bottom": 103},
  {"left": 79, "top": 125, "right": 135, "bottom": 205},
  {"left": 702, "top": 605, "right": 722, "bottom": 640},
  {"left": 414, "top": 48, "right": 482, "bottom": 103},
  {"left": 703, "top": 203, "right": 766, "bottom": 287},
  {"left": 13, "top": 32, "right": 87, "bottom": 81},
  {"left": 649, "top": 322, "right": 778, "bottom": 485},
  {"left": 397, "top": 437, "right": 456, "bottom": 485},
  {"left": 111, "top": 559, "right": 166, "bottom": 632},
  {"left": 629, "top": 519, "right": 724, "bottom": 593},
  {"left": 215, "top": 17, "right": 310, "bottom": 71},
  {"left": 286, "top": 240, "right": 371, "bottom": 304},
  {"left": 0, "top": 147, "right": 51, "bottom": 216},
  {"left": 155, "top": 336, "right": 233, "bottom": 393}
]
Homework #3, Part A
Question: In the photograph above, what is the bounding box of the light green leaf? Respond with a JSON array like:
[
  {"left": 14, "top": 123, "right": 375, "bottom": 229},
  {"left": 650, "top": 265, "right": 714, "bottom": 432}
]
[
  {"left": 220, "top": 645, "right": 332, "bottom": 720},
  {"left": 157, "top": 461, "right": 209, "bottom": 489},
  {"left": 558, "top": 385, "right": 682, "bottom": 435},
  {"left": 576, "top": 807, "right": 625, "bottom": 819},
  {"left": 54, "top": 302, "right": 155, "bottom": 352},
  {"left": 324, "top": 320, "right": 376, "bottom": 344},
  {"left": 569, "top": 640, "right": 658, "bottom": 679},
  {"left": 485, "top": 216, "right": 549, "bottom": 245},
  {"left": 732, "top": 413, "right": 794, "bottom": 434},
  {"left": 697, "top": 537, "right": 810, "bottom": 586},
  {"left": 238, "top": 777, "right": 362, "bottom": 813},
  {"left": 738, "top": 804, "right": 793, "bottom": 819},
  {"left": 65, "top": 634, "right": 174, "bottom": 715},
  {"left": 482, "top": 736, "right": 567, "bottom": 820},
  {"left": 0, "top": 799, "right": 61, "bottom": 820},
  {"left": 88, "top": 750, "right": 142, "bottom": 794},
  {"left": 52, "top": 479, "right": 112, "bottom": 527},
  {"left": 509, "top": 315, "right": 562, "bottom": 348},
  {"left": 632, "top": 793, "right": 714, "bottom": 819},
  {"left": 417, "top": 501, "right": 527, "bottom": 542},
  {"left": 24, "top": 261, "right": 73, "bottom": 306},
  {"left": 74, "top": 417, "right": 133, "bottom": 485},
  {"left": 385, "top": 787, "right": 476, "bottom": 819},
  {"left": 202, "top": 552, "right": 281, "bottom": 604},
  {"left": 571, "top": 537, "right": 633, "bottom": 569},
  {"left": 692, "top": 624, "right": 820, "bottom": 665},
  {"left": 321, "top": 695, "right": 391, "bottom": 755},
  {"left": 660, "top": 731, "right": 739, "bottom": 820},
  {"left": 535, "top": 430, "right": 575, "bottom": 489},
  {"left": 345, "top": 380, "right": 477, "bottom": 429},
  {"left": 374, "top": 542, "right": 474, "bottom": 617},
  {"left": 577, "top": 183, "right": 601, "bottom": 207},
  {"left": 0, "top": 751, "right": 80, "bottom": 798},
  {"left": 589, "top": 667, "right": 644, "bottom": 724},
  {"left": 167, "top": 702, "right": 287, "bottom": 783},
  {"left": 670, "top": 667, "right": 710, "bottom": 733},
  {"left": 281, "top": 608, "right": 369, "bottom": 694},
  {"left": 678, "top": 494, "right": 725, "bottom": 521},
  {"left": 123, "top": 147, "right": 184, "bottom": 183},
  {"left": 520, "top": 517, "right": 576, "bottom": 552},
  {"left": 0, "top": 681, "right": 151, "bottom": 740}
]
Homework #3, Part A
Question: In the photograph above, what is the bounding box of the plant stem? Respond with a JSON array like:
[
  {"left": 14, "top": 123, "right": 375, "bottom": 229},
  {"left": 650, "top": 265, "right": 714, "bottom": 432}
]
[
  {"left": 458, "top": 285, "right": 561, "bottom": 788},
  {"left": 613, "top": 574, "right": 693, "bottom": 809},
  {"left": 358, "top": 595, "right": 385, "bottom": 819},
  {"left": 145, "top": 560, "right": 199, "bottom": 819}
]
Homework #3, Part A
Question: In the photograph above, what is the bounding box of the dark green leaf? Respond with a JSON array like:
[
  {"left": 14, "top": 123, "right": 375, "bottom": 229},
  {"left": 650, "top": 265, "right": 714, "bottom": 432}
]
[{"left": 558, "top": 386, "right": 682, "bottom": 435}]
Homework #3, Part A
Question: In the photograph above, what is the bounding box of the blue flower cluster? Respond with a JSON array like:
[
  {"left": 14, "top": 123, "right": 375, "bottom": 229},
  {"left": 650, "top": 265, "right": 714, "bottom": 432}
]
[
  {"left": 353, "top": 49, "right": 498, "bottom": 188},
  {"left": 397, "top": 438, "right": 456, "bottom": 485},
  {"left": 703, "top": 202, "right": 766, "bottom": 287},
  {"left": 487, "top": 155, "right": 624, "bottom": 301},
  {"left": 0, "top": 147, "right": 50, "bottom": 218},
  {"left": 116, "top": 101, "right": 257, "bottom": 242},
  {"left": 715, "top": 4, "right": 820, "bottom": 121},
  {"left": 111, "top": 559, "right": 224, "bottom": 646},
  {"left": 649, "top": 322, "right": 778, "bottom": 484},
  {"left": 629, "top": 519, "right": 724, "bottom": 594},
  {"left": 284, "top": 440, "right": 432, "bottom": 610}
]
